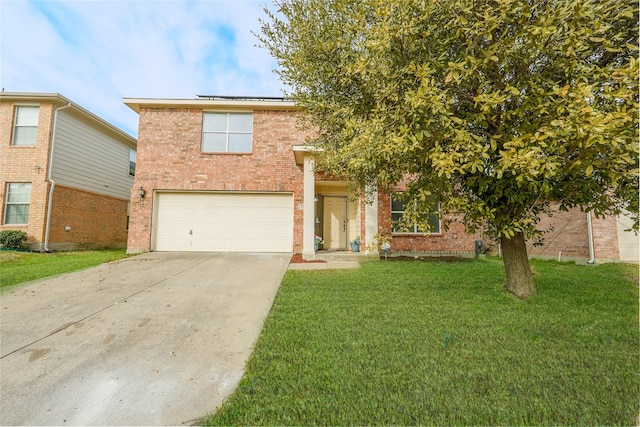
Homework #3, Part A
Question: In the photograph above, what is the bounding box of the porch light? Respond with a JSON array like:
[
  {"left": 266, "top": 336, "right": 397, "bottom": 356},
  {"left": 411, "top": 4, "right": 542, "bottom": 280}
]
[{"left": 138, "top": 186, "right": 146, "bottom": 200}]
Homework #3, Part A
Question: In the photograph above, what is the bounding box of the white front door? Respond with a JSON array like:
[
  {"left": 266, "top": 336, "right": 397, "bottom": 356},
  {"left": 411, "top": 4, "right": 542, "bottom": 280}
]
[{"left": 323, "top": 196, "right": 347, "bottom": 250}]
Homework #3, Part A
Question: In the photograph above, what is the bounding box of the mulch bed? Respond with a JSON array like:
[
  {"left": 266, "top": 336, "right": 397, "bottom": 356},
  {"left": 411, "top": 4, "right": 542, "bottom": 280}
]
[
  {"left": 382, "top": 255, "right": 473, "bottom": 262},
  {"left": 290, "top": 253, "right": 327, "bottom": 264},
  {"left": 291, "top": 254, "right": 471, "bottom": 263}
]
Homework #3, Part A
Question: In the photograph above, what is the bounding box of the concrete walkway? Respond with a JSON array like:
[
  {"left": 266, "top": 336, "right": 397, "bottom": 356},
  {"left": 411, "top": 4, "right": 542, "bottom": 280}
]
[
  {"left": 288, "top": 260, "right": 360, "bottom": 270},
  {"left": 0, "top": 252, "right": 290, "bottom": 426},
  {"left": 288, "top": 251, "right": 369, "bottom": 270}
]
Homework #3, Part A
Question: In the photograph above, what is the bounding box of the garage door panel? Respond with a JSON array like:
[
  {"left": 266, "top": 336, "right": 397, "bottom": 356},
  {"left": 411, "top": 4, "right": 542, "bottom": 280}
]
[{"left": 154, "top": 193, "right": 293, "bottom": 252}]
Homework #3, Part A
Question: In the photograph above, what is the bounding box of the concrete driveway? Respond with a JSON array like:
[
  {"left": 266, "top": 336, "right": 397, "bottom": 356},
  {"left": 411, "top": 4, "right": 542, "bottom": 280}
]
[{"left": 0, "top": 252, "right": 291, "bottom": 426}]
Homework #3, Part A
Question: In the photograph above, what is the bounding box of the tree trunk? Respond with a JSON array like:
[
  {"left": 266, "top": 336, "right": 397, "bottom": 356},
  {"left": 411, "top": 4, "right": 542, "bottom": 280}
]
[{"left": 501, "top": 232, "right": 536, "bottom": 299}]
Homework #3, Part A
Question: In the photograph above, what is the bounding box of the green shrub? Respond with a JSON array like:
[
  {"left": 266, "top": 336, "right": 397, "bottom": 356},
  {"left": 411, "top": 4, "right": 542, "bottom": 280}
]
[{"left": 0, "top": 230, "right": 28, "bottom": 249}]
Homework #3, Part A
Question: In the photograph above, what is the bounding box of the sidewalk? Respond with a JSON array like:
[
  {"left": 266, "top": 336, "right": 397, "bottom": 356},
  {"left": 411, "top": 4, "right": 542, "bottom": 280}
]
[{"left": 288, "top": 260, "right": 360, "bottom": 270}]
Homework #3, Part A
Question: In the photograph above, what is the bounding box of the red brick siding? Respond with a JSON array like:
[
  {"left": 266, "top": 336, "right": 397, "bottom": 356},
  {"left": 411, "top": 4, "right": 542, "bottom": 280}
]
[
  {"left": 125, "top": 104, "right": 626, "bottom": 260},
  {"left": 128, "top": 108, "right": 309, "bottom": 253},
  {"left": 527, "top": 206, "right": 620, "bottom": 261},
  {"left": 527, "top": 208, "right": 590, "bottom": 259},
  {"left": 48, "top": 185, "right": 129, "bottom": 250},
  {"left": 377, "top": 192, "right": 479, "bottom": 254},
  {"left": 591, "top": 214, "right": 620, "bottom": 260},
  {"left": 377, "top": 194, "right": 622, "bottom": 261},
  {"left": 0, "top": 102, "right": 55, "bottom": 246}
]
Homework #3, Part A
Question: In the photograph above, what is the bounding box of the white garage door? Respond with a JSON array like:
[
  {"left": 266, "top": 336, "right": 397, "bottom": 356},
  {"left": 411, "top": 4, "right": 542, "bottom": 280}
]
[{"left": 153, "top": 192, "right": 293, "bottom": 252}]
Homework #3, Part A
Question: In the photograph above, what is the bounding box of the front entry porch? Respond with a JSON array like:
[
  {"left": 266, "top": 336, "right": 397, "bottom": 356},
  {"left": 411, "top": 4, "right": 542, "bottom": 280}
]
[
  {"left": 294, "top": 146, "right": 378, "bottom": 260},
  {"left": 313, "top": 182, "right": 359, "bottom": 252}
]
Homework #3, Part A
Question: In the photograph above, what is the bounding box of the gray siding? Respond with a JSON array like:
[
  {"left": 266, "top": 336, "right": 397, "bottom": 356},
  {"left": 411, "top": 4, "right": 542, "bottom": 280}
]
[{"left": 50, "top": 110, "right": 134, "bottom": 199}]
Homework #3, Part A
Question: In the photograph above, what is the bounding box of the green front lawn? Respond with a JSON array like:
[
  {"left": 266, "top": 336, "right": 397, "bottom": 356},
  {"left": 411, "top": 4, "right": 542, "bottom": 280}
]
[
  {"left": 206, "top": 258, "right": 639, "bottom": 426},
  {"left": 0, "top": 249, "right": 128, "bottom": 291}
]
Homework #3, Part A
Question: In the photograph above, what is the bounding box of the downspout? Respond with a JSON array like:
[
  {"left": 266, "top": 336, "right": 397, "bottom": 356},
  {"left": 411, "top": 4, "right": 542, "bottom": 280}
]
[
  {"left": 43, "top": 102, "right": 71, "bottom": 252},
  {"left": 586, "top": 211, "right": 595, "bottom": 264}
]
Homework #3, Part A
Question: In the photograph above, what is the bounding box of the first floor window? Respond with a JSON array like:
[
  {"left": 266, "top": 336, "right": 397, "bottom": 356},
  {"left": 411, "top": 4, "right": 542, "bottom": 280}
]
[
  {"left": 202, "top": 112, "right": 253, "bottom": 153},
  {"left": 4, "top": 183, "right": 32, "bottom": 224},
  {"left": 391, "top": 193, "right": 441, "bottom": 234},
  {"left": 12, "top": 106, "right": 39, "bottom": 146}
]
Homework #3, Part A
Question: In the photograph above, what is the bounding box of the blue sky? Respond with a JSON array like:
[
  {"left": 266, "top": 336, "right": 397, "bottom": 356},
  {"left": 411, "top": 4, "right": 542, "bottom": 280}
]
[{"left": 0, "top": 0, "right": 285, "bottom": 137}]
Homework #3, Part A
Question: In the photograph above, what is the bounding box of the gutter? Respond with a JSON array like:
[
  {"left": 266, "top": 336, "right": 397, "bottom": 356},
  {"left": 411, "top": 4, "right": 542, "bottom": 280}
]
[
  {"left": 586, "top": 211, "right": 595, "bottom": 264},
  {"left": 43, "top": 102, "right": 72, "bottom": 252}
]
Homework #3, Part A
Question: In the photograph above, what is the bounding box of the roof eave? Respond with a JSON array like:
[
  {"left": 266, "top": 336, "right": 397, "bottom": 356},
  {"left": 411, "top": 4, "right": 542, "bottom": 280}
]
[
  {"left": 123, "top": 97, "right": 298, "bottom": 113},
  {"left": 1, "top": 92, "right": 136, "bottom": 145}
]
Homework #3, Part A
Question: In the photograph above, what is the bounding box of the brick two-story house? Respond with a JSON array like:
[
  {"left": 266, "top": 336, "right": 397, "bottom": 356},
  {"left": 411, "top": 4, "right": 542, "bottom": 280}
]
[
  {"left": 1, "top": 92, "right": 137, "bottom": 251},
  {"left": 124, "top": 96, "right": 637, "bottom": 263}
]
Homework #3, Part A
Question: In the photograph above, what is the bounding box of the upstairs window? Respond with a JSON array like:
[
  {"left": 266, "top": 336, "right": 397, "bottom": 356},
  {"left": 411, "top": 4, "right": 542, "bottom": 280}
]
[
  {"left": 12, "top": 106, "right": 39, "bottom": 146},
  {"left": 4, "top": 183, "right": 32, "bottom": 224},
  {"left": 129, "top": 149, "right": 136, "bottom": 176},
  {"left": 391, "top": 193, "right": 441, "bottom": 234},
  {"left": 202, "top": 112, "right": 253, "bottom": 153}
]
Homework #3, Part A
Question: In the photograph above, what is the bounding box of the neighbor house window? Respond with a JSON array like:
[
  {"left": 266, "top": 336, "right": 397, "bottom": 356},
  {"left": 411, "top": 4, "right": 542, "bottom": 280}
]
[
  {"left": 129, "top": 149, "right": 136, "bottom": 176},
  {"left": 202, "top": 112, "right": 253, "bottom": 153},
  {"left": 391, "top": 193, "right": 441, "bottom": 234},
  {"left": 4, "top": 183, "right": 32, "bottom": 224},
  {"left": 12, "top": 106, "right": 39, "bottom": 146}
]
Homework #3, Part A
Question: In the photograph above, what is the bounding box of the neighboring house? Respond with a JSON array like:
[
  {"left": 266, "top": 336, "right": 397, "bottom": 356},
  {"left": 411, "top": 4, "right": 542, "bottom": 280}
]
[
  {"left": 123, "top": 96, "right": 637, "bottom": 263},
  {"left": 0, "top": 92, "right": 137, "bottom": 251}
]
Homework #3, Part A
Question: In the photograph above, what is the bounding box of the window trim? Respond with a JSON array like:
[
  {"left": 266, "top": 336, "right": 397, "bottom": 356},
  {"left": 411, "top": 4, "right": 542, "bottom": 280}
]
[
  {"left": 4, "top": 182, "right": 32, "bottom": 225},
  {"left": 391, "top": 193, "right": 441, "bottom": 235},
  {"left": 201, "top": 112, "right": 253, "bottom": 153},
  {"left": 11, "top": 105, "right": 40, "bottom": 147}
]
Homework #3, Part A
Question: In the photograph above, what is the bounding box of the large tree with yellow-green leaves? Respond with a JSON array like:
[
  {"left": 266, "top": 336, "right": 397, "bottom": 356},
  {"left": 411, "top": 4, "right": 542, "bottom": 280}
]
[{"left": 259, "top": 0, "right": 639, "bottom": 298}]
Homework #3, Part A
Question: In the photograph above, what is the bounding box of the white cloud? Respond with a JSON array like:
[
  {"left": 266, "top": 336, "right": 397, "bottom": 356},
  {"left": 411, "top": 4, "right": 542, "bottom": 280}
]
[{"left": 0, "top": 0, "right": 285, "bottom": 136}]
